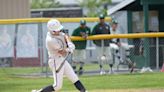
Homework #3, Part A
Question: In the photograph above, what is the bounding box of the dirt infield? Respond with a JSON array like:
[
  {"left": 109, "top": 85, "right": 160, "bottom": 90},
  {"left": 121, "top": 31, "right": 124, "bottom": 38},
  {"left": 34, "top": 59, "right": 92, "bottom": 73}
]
[
  {"left": 89, "top": 89, "right": 164, "bottom": 92},
  {"left": 66, "top": 89, "right": 164, "bottom": 92}
]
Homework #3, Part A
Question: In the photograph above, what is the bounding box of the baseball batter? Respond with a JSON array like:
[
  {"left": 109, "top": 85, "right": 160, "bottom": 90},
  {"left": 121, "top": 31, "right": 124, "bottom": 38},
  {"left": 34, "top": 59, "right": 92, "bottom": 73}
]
[{"left": 32, "top": 19, "right": 87, "bottom": 92}]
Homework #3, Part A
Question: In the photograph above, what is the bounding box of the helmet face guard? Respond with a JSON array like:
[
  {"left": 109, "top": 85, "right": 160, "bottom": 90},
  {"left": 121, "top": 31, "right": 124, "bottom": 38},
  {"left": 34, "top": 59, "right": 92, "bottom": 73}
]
[{"left": 47, "top": 19, "right": 63, "bottom": 32}]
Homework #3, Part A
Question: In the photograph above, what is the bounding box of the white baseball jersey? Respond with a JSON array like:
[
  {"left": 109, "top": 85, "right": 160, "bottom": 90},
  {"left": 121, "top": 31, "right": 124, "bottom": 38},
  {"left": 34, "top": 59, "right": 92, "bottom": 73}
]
[
  {"left": 46, "top": 32, "right": 68, "bottom": 58},
  {"left": 110, "top": 28, "right": 120, "bottom": 43},
  {"left": 46, "top": 32, "right": 79, "bottom": 91}
]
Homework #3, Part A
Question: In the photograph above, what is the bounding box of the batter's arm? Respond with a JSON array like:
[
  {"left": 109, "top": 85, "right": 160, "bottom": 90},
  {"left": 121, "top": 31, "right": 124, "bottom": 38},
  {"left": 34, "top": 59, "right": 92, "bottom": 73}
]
[{"left": 64, "top": 34, "right": 75, "bottom": 53}]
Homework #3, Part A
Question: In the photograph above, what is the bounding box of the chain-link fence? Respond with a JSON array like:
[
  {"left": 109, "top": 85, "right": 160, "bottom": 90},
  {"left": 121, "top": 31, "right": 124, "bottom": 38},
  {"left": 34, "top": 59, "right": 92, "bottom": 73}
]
[
  {"left": 82, "top": 37, "right": 164, "bottom": 70},
  {"left": 0, "top": 18, "right": 164, "bottom": 76}
]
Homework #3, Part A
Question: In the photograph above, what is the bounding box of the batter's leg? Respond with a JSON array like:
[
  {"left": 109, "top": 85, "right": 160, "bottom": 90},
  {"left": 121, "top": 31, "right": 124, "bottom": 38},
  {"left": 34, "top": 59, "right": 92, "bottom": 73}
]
[
  {"left": 39, "top": 85, "right": 54, "bottom": 92},
  {"left": 46, "top": 59, "right": 65, "bottom": 91},
  {"left": 64, "top": 61, "right": 87, "bottom": 92}
]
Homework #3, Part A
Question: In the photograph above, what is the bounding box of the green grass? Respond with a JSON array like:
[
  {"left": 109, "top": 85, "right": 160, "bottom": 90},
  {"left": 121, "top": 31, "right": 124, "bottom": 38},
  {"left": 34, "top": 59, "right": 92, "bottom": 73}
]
[
  {"left": 75, "top": 63, "right": 110, "bottom": 71},
  {"left": 0, "top": 67, "right": 164, "bottom": 92}
]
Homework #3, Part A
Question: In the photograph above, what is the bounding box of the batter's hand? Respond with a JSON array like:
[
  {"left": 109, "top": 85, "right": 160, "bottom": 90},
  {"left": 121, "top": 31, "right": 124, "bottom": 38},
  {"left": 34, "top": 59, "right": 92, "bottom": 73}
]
[{"left": 58, "top": 49, "right": 67, "bottom": 56}]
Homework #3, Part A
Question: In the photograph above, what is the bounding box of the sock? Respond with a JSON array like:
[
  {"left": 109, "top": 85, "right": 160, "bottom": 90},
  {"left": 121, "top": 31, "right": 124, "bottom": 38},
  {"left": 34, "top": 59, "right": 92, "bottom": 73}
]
[
  {"left": 79, "top": 66, "right": 83, "bottom": 71},
  {"left": 99, "top": 64, "right": 103, "bottom": 72},
  {"left": 100, "top": 64, "right": 103, "bottom": 69},
  {"left": 72, "top": 66, "right": 76, "bottom": 70},
  {"left": 40, "top": 85, "right": 54, "bottom": 92},
  {"left": 79, "top": 62, "right": 84, "bottom": 71},
  {"left": 109, "top": 64, "right": 113, "bottom": 68},
  {"left": 72, "top": 66, "right": 77, "bottom": 73},
  {"left": 109, "top": 64, "right": 113, "bottom": 72},
  {"left": 74, "top": 80, "right": 86, "bottom": 92},
  {"left": 79, "top": 66, "right": 83, "bottom": 75}
]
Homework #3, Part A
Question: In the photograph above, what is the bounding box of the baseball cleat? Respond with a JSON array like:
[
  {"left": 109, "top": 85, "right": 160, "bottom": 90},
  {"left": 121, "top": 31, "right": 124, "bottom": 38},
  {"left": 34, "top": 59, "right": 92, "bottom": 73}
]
[
  {"left": 31, "top": 89, "right": 41, "bottom": 92},
  {"left": 100, "top": 70, "right": 106, "bottom": 75},
  {"left": 31, "top": 90, "right": 37, "bottom": 92},
  {"left": 108, "top": 70, "right": 115, "bottom": 74}
]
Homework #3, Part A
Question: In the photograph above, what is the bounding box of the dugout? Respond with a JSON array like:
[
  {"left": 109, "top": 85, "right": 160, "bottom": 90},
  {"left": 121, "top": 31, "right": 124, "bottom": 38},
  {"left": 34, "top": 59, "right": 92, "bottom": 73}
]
[{"left": 108, "top": 0, "right": 164, "bottom": 69}]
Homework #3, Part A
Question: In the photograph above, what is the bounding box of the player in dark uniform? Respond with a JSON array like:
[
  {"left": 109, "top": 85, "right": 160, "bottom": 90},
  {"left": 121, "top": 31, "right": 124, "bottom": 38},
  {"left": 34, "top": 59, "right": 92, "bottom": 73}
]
[
  {"left": 92, "top": 14, "right": 112, "bottom": 75},
  {"left": 72, "top": 20, "right": 91, "bottom": 75}
]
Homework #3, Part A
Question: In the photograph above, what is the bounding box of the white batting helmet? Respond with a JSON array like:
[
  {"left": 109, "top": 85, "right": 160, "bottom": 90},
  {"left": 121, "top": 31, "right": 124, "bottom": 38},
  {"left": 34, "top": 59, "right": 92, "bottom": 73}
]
[{"left": 47, "top": 19, "right": 63, "bottom": 32}]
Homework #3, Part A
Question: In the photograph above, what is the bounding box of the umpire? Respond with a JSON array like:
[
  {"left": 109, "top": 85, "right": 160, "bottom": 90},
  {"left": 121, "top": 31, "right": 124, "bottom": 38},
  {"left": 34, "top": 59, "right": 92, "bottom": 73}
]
[{"left": 92, "top": 14, "right": 112, "bottom": 75}]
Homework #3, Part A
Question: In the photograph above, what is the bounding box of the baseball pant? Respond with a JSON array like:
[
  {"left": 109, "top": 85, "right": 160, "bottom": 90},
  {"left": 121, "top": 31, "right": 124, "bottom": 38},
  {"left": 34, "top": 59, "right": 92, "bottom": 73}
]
[
  {"left": 96, "top": 46, "right": 113, "bottom": 65},
  {"left": 48, "top": 56, "right": 79, "bottom": 91}
]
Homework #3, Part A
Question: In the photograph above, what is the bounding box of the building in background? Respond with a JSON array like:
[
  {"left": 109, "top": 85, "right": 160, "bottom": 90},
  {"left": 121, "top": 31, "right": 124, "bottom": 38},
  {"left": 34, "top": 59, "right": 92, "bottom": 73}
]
[
  {"left": 107, "top": 0, "right": 164, "bottom": 69},
  {"left": 31, "top": 7, "right": 83, "bottom": 18},
  {"left": 0, "top": 0, "right": 123, "bottom": 19},
  {"left": 31, "top": 0, "right": 123, "bottom": 18},
  {"left": 31, "top": 0, "right": 82, "bottom": 18},
  {"left": 0, "top": 0, "right": 30, "bottom": 19}
]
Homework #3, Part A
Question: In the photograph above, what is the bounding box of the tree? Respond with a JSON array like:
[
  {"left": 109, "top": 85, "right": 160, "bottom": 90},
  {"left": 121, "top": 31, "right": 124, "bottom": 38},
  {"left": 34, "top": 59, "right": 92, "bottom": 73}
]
[
  {"left": 30, "top": 0, "right": 60, "bottom": 9},
  {"left": 76, "top": 0, "right": 111, "bottom": 17}
]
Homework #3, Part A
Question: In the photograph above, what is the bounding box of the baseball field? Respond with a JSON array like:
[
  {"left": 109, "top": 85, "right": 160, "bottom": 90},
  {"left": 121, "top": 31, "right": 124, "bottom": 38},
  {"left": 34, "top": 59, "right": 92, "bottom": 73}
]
[{"left": 0, "top": 67, "right": 164, "bottom": 92}]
